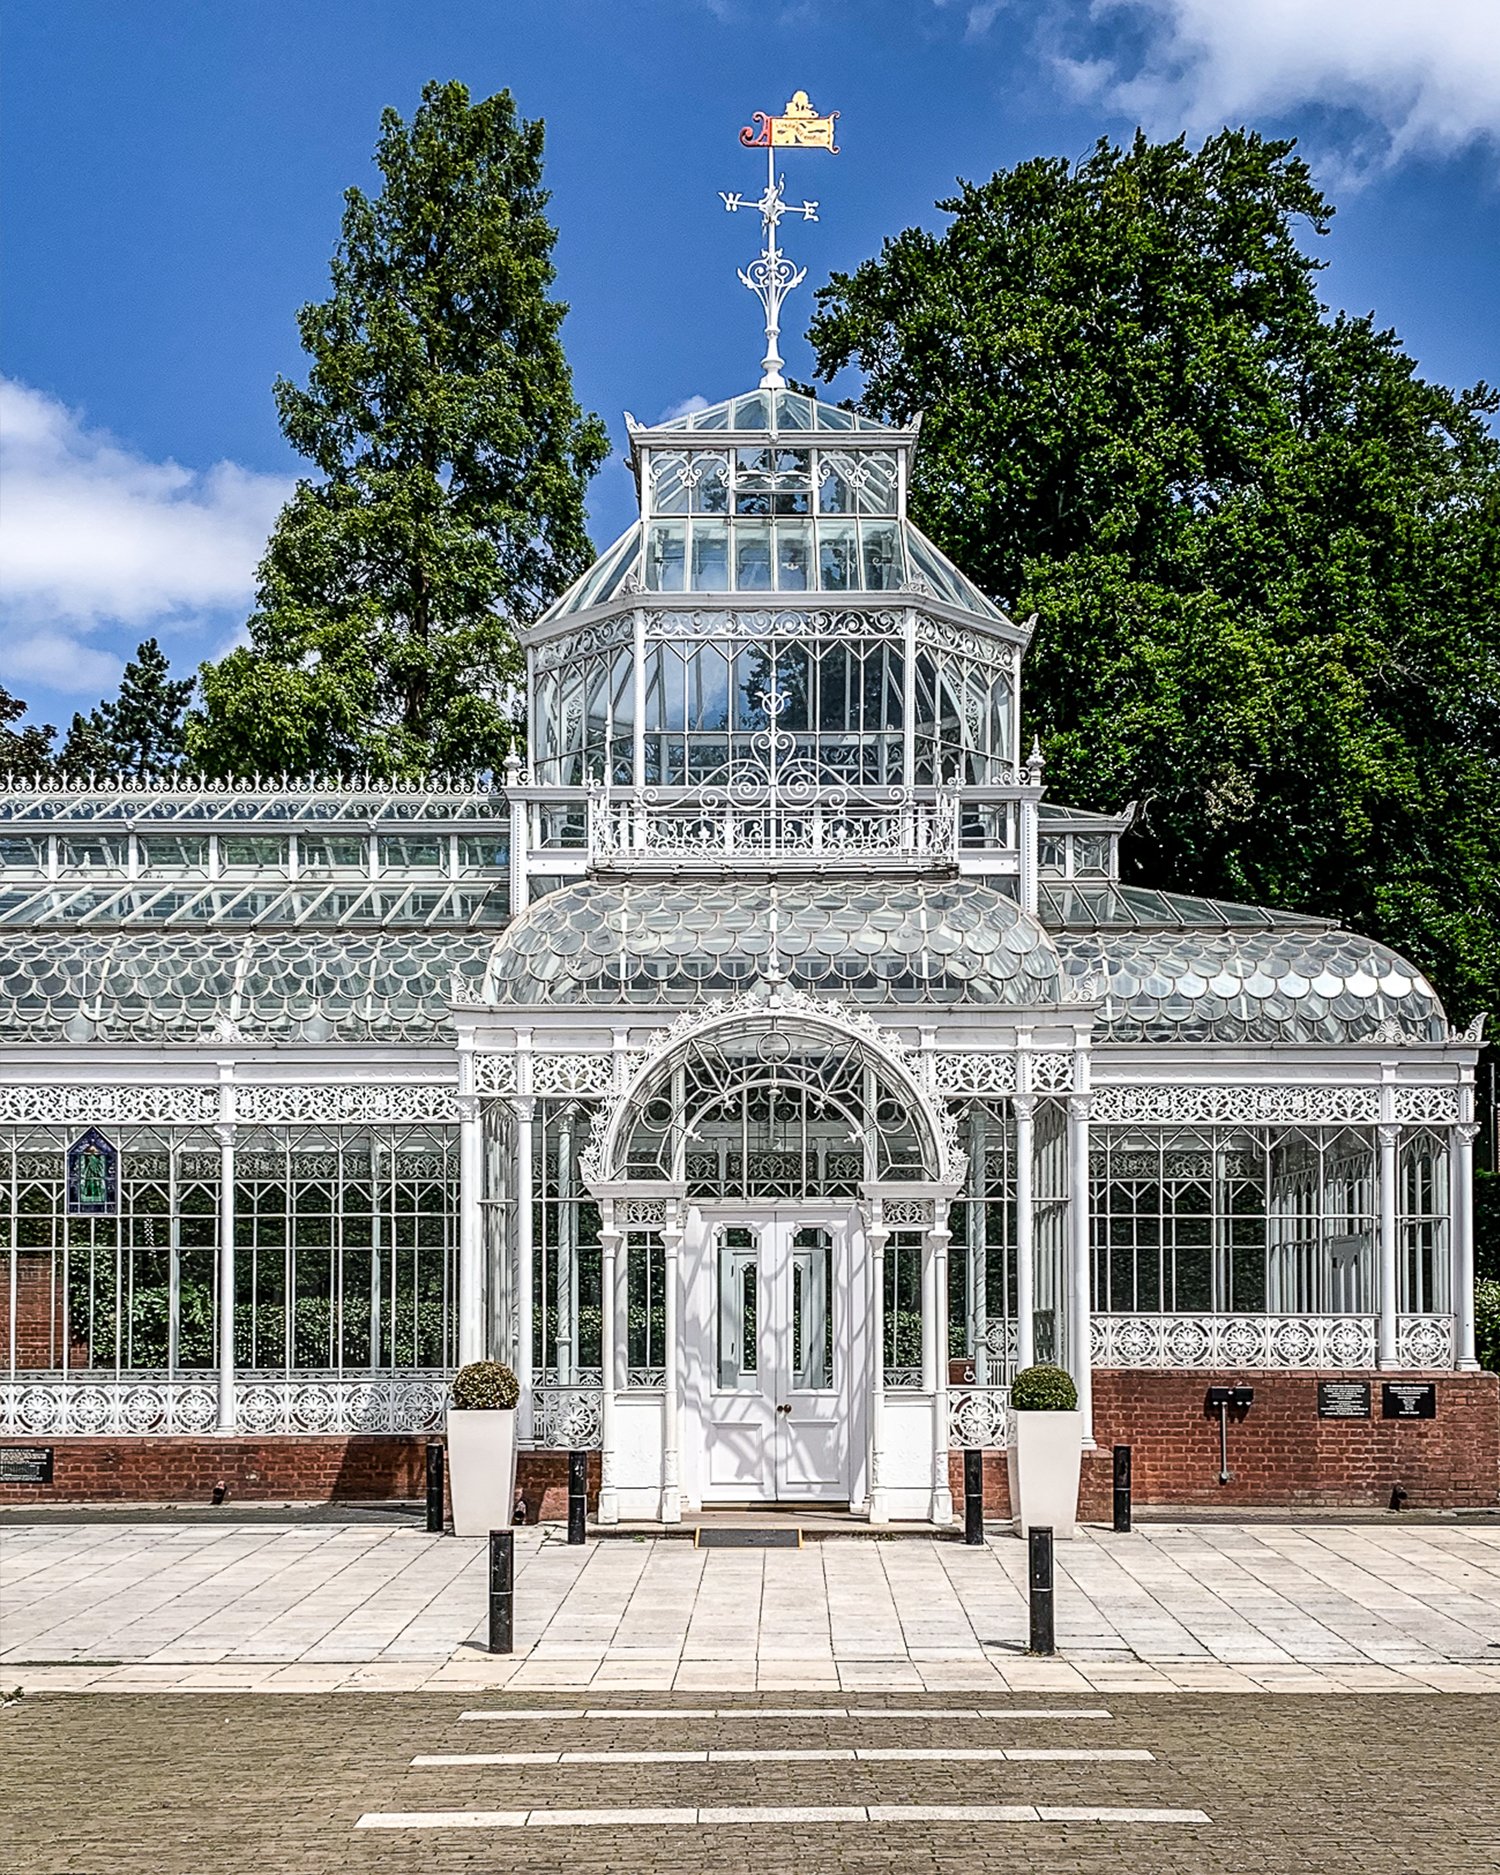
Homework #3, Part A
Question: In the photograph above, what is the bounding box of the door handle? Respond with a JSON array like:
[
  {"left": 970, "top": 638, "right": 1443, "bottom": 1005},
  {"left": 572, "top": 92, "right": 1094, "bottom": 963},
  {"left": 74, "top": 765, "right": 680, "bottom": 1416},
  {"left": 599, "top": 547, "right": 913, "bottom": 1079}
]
[{"left": 776, "top": 1403, "right": 791, "bottom": 1416}]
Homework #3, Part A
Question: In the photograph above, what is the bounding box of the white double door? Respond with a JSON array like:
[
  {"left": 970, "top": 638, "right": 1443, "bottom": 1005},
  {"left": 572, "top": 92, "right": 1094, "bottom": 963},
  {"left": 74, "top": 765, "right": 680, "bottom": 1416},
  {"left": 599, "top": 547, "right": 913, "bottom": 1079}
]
[{"left": 685, "top": 1206, "right": 856, "bottom": 1505}]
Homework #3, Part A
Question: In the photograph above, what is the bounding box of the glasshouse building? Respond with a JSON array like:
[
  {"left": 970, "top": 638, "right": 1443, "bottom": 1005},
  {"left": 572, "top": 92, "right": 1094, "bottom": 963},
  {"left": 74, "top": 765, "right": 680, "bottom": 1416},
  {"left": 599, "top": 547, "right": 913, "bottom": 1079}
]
[{"left": 1, "top": 384, "right": 1493, "bottom": 1517}]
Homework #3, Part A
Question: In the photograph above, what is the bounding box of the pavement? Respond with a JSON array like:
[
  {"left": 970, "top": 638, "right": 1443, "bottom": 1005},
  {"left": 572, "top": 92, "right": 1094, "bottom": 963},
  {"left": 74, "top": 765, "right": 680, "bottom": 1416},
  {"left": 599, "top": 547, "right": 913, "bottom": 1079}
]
[
  {"left": 5, "top": 1689, "right": 1499, "bottom": 1872},
  {"left": 4, "top": 1518, "right": 1500, "bottom": 1694}
]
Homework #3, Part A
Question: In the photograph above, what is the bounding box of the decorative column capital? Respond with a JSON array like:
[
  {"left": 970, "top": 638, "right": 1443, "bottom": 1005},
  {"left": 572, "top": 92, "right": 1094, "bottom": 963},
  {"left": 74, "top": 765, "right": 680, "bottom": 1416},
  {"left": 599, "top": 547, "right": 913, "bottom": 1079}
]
[
  {"left": 1011, "top": 1092, "right": 1037, "bottom": 1122},
  {"left": 1067, "top": 1094, "right": 1093, "bottom": 1124},
  {"left": 1377, "top": 1123, "right": 1403, "bottom": 1150},
  {"left": 213, "top": 1121, "right": 236, "bottom": 1149},
  {"left": 1456, "top": 1123, "right": 1481, "bottom": 1146}
]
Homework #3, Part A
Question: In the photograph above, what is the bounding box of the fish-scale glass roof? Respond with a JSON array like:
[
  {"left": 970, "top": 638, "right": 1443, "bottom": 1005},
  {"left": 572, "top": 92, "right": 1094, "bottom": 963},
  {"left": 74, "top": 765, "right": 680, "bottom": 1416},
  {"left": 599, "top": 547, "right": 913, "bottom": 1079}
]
[
  {"left": 484, "top": 877, "right": 1062, "bottom": 1008},
  {"left": 637, "top": 389, "right": 906, "bottom": 435},
  {"left": 0, "top": 931, "right": 493, "bottom": 1044},
  {"left": 1051, "top": 926, "right": 1445, "bottom": 1044}
]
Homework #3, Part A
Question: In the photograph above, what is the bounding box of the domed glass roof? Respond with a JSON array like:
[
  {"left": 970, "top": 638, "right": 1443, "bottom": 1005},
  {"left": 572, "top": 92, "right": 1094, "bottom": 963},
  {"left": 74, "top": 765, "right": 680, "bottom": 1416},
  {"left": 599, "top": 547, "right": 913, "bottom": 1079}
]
[{"left": 483, "top": 878, "right": 1063, "bottom": 1009}]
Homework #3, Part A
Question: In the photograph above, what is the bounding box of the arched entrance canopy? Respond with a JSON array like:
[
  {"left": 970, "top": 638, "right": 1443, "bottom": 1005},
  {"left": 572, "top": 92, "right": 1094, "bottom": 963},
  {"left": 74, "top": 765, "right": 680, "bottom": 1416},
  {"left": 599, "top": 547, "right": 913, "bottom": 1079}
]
[{"left": 582, "top": 991, "right": 960, "bottom": 1199}]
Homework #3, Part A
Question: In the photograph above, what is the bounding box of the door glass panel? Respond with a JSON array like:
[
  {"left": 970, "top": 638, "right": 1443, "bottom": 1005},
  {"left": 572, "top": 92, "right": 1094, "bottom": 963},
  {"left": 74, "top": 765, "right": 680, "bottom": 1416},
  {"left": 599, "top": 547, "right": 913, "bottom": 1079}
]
[
  {"left": 716, "top": 1226, "right": 758, "bottom": 1390},
  {"left": 790, "top": 1226, "right": 833, "bottom": 1389}
]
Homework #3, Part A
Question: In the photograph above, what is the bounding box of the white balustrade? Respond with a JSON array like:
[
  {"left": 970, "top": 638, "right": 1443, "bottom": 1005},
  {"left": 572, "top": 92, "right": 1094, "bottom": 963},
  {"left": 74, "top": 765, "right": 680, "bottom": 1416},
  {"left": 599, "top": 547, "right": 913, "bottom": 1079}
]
[
  {"left": 587, "top": 791, "right": 959, "bottom": 870},
  {"left": 1092, "top": 1313, "right": 1457, "bottom": 1370},
  {"left": 0, "top": 1370, "right": 451, "bottom": 1437}
]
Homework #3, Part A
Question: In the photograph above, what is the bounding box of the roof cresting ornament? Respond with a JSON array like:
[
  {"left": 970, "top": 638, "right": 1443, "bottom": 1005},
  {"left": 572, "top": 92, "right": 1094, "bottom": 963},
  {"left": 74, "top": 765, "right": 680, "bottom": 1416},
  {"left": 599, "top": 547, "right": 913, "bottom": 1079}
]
[{"left": 720, "top": 90, "right": 839, "bottom": 391}]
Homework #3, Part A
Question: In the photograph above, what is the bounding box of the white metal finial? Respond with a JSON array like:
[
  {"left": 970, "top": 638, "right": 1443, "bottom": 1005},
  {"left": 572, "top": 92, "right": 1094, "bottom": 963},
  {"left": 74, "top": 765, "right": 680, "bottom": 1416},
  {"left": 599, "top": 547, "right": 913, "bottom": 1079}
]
[{"left": 723, "top": 93, "right": 838, "bottom": 389}]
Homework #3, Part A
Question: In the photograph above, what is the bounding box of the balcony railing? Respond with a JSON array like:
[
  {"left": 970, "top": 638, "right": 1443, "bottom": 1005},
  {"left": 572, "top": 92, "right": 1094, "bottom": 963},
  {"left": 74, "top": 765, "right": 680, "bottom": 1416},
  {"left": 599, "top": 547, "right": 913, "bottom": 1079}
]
[
  {"left": 586, "top": 787, "right": 960, "bottom": 872},
  {"left": 1091, "top": 1313, "right": 1455, "bottom": 1370}
]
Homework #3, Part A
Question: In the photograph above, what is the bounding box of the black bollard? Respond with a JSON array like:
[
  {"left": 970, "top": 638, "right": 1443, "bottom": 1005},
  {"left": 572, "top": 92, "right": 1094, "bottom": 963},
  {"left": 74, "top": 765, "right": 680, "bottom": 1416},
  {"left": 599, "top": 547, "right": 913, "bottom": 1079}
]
[
  {"left": 488, "top": 1529, "right": 514, "bottom": 1654},
  {"left": 1112, "top": 1443, "right": 1132, "bottom": 1534},
  {"left": 425, "top": 1441, "right": 445, "bottom": 1534},
  {"left": 1028, "top": 1525, "right": 1055, "bottom": 1655},
  {"left": 568, "top": 1448, "right": 588, "bottom": 1545},
  {"left": 963, "top": 1448, "right": 984, "bottom": 1545}
]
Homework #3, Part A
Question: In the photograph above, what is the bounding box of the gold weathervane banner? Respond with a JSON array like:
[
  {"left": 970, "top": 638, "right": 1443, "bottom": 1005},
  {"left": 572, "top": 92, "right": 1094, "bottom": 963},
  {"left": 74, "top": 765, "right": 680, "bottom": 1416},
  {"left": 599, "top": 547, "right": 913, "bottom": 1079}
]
[{"left": 740, "top": 90, "right": 839, "bottom": 153}]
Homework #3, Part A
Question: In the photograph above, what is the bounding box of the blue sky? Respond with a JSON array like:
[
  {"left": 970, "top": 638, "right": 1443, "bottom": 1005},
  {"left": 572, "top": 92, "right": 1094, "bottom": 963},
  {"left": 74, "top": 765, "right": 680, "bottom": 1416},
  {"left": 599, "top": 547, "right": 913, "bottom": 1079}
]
[{"left": 2, "top": 0, "right": 1496, "bottom": 728}]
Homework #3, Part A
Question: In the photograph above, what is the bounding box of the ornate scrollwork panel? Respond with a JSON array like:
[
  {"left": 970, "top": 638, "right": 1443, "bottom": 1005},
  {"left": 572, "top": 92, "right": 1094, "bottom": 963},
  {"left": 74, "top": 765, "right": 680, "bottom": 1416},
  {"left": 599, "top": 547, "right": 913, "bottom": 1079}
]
[
  {"left": 528, "top": 1385, "right": 604, "bottom": 1448},
  {"left": 1396, "top": 1315, "right": 1454, "bottom": 1368},
  {"left": 531, "top": 1054, "right": 614, "bottom": 1097},
  {"left": 473, "top": 1054, "right": 519, "bottom": 1095},
  {"left": 947, "top": 1386, "right": 1012, "bottom": 1449},
  {"left": 234, "top": 1085, "right": 460, "bottom": 1125},
  {"left": 929, "top": 1053, "right": 1016, "bottom": 1096},
  {"left": 0, "top": 1084, "right": 220, "bottom": 1127},
  {"left": 1091, "top": 1085, "right": 1382, "bottom": 1126},
  {"left": 0, "top": 1371, "right": 450, "bottom": 1437},
  {"left": 1091, "top": 1314, "right": 1380, "bottom": 1369},
  {"left": 1392, "top": 1087, "right": 1460, "bottom": 1125}
]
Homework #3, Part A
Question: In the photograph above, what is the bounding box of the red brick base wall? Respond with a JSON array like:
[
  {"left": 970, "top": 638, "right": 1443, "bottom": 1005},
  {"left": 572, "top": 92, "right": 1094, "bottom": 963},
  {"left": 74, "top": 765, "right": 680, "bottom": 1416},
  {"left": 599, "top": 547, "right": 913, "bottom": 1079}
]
[
  {"left": 1089, "top": 1368, "right": 1500, "bottom": 1509},
  {"left": 0, "top": 1435, "right": 601, "bottom": 1519},
  {"left": 7, "top": 1370, "right": 1497, "bottom": 1517},
  {"left": 950, "top": 1369, "right": 1500, "bottom": 1521}
]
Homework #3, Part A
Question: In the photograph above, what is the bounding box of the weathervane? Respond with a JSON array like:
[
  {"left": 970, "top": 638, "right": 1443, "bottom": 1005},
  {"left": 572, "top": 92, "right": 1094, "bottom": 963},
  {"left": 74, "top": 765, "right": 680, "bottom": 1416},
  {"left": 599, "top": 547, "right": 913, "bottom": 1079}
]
[{"left": 721, "top": 90, "right": 839, "bottom": 390}]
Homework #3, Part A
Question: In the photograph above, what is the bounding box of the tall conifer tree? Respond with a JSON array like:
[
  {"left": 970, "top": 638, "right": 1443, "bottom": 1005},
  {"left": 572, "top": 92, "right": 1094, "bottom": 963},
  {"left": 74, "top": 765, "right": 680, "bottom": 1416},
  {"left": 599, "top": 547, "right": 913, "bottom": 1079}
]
[
  {"left": 59, "top": 639, "right": 193, "bottom": 777},
  {"left": 189, "top": 80, "right": 608, "bottom": 779},
  {"left": 0, "top": 686, "right": 55, "bottom": 777}
]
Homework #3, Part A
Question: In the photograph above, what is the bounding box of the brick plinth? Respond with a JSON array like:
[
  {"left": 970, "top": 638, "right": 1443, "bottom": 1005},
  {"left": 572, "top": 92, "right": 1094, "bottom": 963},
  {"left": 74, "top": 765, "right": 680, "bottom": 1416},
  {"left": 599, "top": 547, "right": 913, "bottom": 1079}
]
[
  {"left": 951, "top": 1370, "right": 1499, "bottom": 1522},
  {"left": 1090, "top": 1368, "right": 1500, "bottom": 1509},
  {"left": 0, "top": 1435, "right": 600, "bottom": 1517}
]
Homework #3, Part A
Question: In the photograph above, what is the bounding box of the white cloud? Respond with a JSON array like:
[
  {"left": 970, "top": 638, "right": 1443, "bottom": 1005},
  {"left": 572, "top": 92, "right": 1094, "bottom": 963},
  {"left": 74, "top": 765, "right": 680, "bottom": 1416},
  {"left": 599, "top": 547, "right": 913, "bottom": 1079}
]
[
  {"left": 655, "top": 393, "right": 712, "bottom": 423},
  {"left": 933, "top": 0, "right": 1010, "bottom": 39},
  {"left": 0, "top": 377, "right": 292, "bottom": 697},
  {"left": 1063, "top": 0, "right": 1500, "bottom": 160}
]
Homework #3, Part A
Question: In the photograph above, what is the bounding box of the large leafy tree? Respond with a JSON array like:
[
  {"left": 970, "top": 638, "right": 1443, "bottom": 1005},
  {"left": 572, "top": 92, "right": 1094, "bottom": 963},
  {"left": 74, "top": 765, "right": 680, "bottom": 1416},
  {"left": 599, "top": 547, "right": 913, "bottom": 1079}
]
[
  {"left": 809, "top": 130, "right": 1500, "bottom": 1026},
  {"left": 59, "top": 638, "right": 193, "bottom": 777},
  {"left": 189, "top": 79, "right": 608, "bottom": 780}
]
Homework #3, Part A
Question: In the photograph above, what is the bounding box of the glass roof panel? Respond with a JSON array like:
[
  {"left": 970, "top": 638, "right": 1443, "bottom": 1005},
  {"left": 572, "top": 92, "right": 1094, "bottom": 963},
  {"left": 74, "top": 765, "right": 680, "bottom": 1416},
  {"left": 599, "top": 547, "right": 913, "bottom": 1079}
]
[
  {"left": 483, "top": 877, "right": 1063, "bottom": 1008},
  {"left": 0, "top": 931, "right": 494, "bottom": 1044},
  {"left": 1054, "top": 926, "right": 1445, "bottom": 1044},
  {"left": 547, "top": 525, "right": 641, "bottom": 619},
  {"left": 644, "top": 389, "right": 903, "bottom": 436},
  {"left": 1038, "top": 882, "right": 1324, "bottom": 931},
  {"left": 904, "top": 525, "right": 1003, "bottom": 619}
]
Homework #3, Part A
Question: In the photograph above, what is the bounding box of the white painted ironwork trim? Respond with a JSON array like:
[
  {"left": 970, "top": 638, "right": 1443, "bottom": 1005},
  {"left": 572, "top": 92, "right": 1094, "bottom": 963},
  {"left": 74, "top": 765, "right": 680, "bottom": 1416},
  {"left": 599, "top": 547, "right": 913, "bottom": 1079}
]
[
  {"left": 1091, "top": 1312, "right": 1455, "bottom": 1370},
  {"left": 1, "top": 1370, "right": 452, "bottom": 1436}
]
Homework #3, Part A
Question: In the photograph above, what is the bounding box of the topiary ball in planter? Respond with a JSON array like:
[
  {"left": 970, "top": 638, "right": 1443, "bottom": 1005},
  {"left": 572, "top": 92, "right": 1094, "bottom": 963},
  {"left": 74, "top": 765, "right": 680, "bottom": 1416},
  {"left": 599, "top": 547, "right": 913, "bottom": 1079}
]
[
  {"left": 1010, "top": 1363, "right": 1078, "bottom": 1412},
  {"left": 451, "top": 1360, "right": 520, "bottom": 1411}
]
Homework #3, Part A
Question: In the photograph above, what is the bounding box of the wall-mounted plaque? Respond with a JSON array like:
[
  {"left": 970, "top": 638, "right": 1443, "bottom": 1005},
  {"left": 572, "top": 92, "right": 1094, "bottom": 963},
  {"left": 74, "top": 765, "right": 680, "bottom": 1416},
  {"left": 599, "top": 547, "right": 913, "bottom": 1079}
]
[
  {"left": 1318, "top": 1381, "right": 1371, "bottom": 1419},
  {"left": 66, "top": 1127, "right": 118, "bottom": 1217},
  {"left": 1382, "top": 1382, "right": 1437, "bottom": 1420},
  {"left": 0, "top": 1445, "right": 54, "bottom": 1484}
]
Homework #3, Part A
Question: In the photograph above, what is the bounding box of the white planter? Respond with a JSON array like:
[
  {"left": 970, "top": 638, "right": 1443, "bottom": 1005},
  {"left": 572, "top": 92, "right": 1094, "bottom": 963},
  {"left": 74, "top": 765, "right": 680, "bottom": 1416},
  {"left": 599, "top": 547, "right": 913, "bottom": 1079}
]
[
  {"left": 1006, "top": 1410, "right": 1084, "bottom": 1540},
  {"left": 445, "top": 1409, "right": 518, "bottom": 1538}
]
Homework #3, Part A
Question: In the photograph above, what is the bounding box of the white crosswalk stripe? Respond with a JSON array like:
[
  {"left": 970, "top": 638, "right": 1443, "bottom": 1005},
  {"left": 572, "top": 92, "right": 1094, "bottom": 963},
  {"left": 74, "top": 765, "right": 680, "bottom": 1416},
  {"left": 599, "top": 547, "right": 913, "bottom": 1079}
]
[
  {"left": 359, "top": 1803, "right": 1212, "bottom": 1830},
  {"left": 416, "top": 1745, "right": 1154, "bottom": 1765},
  {"left": 370, "top": 1700, "right": 1212, "bottom": 1835},
  {"left": 458, "top": 1703, "right": 1115, "bottom": 1721}
]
